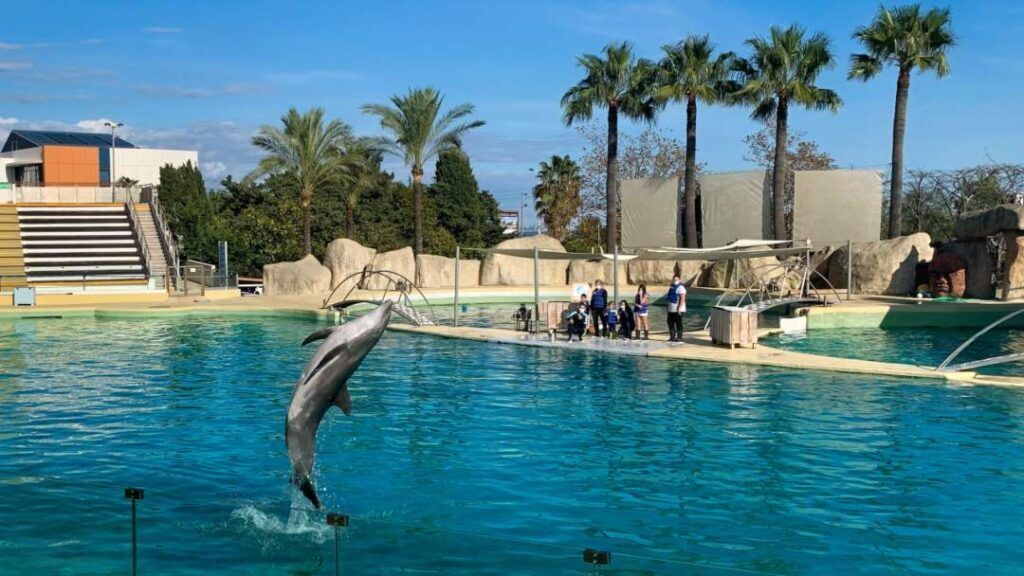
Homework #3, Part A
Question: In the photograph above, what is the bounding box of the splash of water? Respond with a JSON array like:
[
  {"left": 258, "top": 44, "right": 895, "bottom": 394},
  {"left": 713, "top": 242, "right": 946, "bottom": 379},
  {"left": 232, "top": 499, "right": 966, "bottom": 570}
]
[{"left": 231, "top": 488, "right": 331, "bottom": 545}]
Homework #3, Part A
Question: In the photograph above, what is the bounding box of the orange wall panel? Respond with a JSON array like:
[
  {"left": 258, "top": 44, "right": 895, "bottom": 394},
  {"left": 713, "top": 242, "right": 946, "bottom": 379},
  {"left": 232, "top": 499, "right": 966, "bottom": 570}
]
[{"left": 42, "top": 145, "right": 99, "bottom": 186}]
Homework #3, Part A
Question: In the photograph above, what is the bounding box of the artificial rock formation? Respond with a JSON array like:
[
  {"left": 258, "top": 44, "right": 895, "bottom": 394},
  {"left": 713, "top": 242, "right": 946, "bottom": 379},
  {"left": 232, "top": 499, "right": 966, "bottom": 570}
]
[
  {"left": 363, "top": 247, "right": 416, "bottom": 290},
  {"left": 263, "top": 254, "right": 332, "bottom": 297},
  {"left": 479, "top": 235, "right": 569, "bottom": 286},
  {"left": 1001, "top": 232, "right": 1024, "bottom": 300},
  {"left": 828, "top": 233, "right": 933, "bottom": 295},
  {"left": 954, "top": 205, "right": 1024, "bottom": 239},
  {"left": 626, "top": 259, "right": 707, "bottom": 286},
  {"left": 568, "top": 259, "right": 628, "bottom": 285},
  {"left": 415, "top": 254, "right": 481, "bottom": 288},
  {"left": 323, "top": 238, "right": 376, "bottom": 290}
]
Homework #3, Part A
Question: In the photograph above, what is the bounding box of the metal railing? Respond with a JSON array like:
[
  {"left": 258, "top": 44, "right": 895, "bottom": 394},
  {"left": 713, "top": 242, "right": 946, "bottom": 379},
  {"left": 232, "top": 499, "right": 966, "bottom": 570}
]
[
  {"left": 0, "top": 273, "right": 165, "bottom": 294},
  {"left": 124, "top": 195, "right": 152, "bottom": 278},
  {"left": 166, "top": 262, "right": 238, "bottom": 296},
  {"left": 144, "top": 188, "right": 183, "bottom": 289}
]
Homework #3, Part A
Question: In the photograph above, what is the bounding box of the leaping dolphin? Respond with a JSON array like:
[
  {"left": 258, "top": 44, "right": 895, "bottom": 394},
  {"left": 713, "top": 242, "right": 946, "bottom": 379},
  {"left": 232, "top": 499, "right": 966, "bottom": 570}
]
[{"left": 286, "top": 301, "right": 393, "bottom": 509}]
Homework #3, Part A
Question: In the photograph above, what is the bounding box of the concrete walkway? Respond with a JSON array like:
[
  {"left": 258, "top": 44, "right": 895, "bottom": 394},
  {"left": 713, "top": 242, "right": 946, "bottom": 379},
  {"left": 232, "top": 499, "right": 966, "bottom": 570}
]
[{"left": 388, "top": 323, "right": 1024, "bottom": 388}]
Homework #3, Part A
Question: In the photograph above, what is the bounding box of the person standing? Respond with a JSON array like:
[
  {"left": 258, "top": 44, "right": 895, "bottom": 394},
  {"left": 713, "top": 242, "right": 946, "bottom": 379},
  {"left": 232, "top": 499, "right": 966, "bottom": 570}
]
[
  {"left": 634, "top": 284, "right": 649, "bottom": 340},
  {"left": 591, "top": 280, "right": 609, "bottom": 337},
  {"left": 666, "top": 275, "right": 686, "bottom": 342}
]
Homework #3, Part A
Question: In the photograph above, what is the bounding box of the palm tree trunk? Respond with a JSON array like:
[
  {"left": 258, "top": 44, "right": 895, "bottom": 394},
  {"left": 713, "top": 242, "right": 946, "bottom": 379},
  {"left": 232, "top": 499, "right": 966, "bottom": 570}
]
[
  {"left": 605, "top": 105, "right": 619, "bottom": 252},
  {"left": 889, "top": 65, "right": 911, "bottom": 238},
  {"left": 772, "top": 98, "right": 789, "bottom": 241},
  {"left": 302, "top": 195, "right": 312, "bottom": 255},
  {"left": 684, "top": 96, "right": 699, "bottom": 248},
  {"left": 346, "top": 203, "right": 354, "bottom": 237},
  {"left": 412, "top": 171, "right": 423, "bottom": 254}
]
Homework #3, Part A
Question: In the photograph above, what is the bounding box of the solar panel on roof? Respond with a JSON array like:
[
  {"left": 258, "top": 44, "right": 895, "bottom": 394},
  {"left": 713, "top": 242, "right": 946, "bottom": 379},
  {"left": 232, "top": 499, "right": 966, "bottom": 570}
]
[{"left": 1, "top": 130, "right": 135, "bottom": 152}]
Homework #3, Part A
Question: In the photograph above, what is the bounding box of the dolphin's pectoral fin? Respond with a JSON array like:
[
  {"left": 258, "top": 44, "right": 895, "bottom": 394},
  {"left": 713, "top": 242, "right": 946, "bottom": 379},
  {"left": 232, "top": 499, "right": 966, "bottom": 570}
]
[
  {"left": 301, "top": 327, "right": 337, "bottom": 346},
  {"left": 333, "top": 386, "right": 352, "bottom": 415}
]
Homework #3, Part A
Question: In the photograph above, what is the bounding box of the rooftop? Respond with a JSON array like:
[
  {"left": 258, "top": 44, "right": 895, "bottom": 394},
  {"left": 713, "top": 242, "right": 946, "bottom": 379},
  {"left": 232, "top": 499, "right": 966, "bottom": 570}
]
[{"left": 2, "top": 130, "right": 136, "bottom": 153}]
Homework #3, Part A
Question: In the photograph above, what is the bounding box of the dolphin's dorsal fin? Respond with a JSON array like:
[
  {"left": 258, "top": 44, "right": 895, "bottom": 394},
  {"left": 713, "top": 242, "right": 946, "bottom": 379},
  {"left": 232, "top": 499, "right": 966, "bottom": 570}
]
[{"left": 302, "top": 327, "right": 336, "bottom": 346}]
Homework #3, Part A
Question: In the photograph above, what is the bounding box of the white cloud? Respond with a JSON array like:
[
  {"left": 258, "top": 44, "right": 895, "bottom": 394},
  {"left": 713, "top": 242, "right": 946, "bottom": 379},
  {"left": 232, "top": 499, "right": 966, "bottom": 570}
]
[
  {"left": 202, "top": 161, "right": 228, "bottom": 180},
  {"left": 143, "top": 27, "right": 183, "bottom": 34},
  {"left": 264, "top": 69, "right": 363, "bottom": 85},
  {"left": 0, "top": 117, "right": 19, "bottom": 126},
  {"left": 0, "top": 61, "right": 31, "bottom": 71},
  {"left": 133, "top": 83, "right": 268, "bottom": 99}
]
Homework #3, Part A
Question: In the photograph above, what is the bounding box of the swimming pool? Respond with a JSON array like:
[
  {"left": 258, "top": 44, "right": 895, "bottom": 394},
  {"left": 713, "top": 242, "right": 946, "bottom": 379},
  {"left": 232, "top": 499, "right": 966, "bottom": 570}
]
[
  {"left": 767, "top": 326, "right": 1024, "bottom": 376},
  {"left": 3, "top": 315, "right": 1024, "bottom": 574}
]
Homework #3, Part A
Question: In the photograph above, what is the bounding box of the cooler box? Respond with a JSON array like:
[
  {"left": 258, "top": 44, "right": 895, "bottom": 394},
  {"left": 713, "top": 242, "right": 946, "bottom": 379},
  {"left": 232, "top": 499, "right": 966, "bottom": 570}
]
[{"left": 709, "top": 306, "right": 758, "bottom": 348}]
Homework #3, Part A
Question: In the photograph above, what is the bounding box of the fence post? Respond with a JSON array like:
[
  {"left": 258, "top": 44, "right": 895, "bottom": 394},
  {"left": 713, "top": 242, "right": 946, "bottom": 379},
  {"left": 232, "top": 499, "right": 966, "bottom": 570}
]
[
  {"left": 846, "top": 239, "right": 853, "bottom": 301},
  {"left": 124, "top": 488, "right": 144, "bottom": 576},
  {"left": 533, "top": 247, "right": 540, "bottom": 334},
  {"left": 453, "top": 246, "right": 460, "bottom": 327}
]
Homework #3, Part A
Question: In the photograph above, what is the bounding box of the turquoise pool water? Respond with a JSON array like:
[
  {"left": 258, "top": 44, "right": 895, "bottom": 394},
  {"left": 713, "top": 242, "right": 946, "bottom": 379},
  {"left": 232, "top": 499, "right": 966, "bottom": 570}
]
[
  {"left": 768, "top": 327, "right": 1024, "bottom": 376},
  {"left": 3, "top": 316, "right": 1024, "bottom": 574}
]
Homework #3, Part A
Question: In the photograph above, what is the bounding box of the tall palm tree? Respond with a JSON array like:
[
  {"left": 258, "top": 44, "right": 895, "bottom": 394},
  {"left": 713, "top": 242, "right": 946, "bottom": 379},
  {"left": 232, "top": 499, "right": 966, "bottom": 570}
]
[
  {"left": 850, "top": 5, "right": 955, "bottom": 238},
  {"left": 734, "top": 25, "right": 842, "bottom": 240},
  {"left": 252, "top": 107, "right": 358, "bottom": 255},
  {"left": 533, "top": 155, "right": 583, "bottom": 241},
  {"left": 657, "top": 35, "right": 735, "bottom": 247},
  {"left": 562, "top": 41, "right": 658, "bottom": 251},
  {"left": 362, "top": 88, "right": 484, "bottom": 254}
]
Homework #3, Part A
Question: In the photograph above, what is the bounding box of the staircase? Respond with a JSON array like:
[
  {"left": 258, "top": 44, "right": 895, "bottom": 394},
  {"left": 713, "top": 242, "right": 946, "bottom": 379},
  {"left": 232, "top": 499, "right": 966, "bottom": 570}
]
[
  {"left": 0, "top": 206, "right": 27, "bottom": 291},
  {"left": 135, "top": 204, "right": 168, "bottom": 281},
  {"left": 17, "top": 205, "right": 147, "bottom": 284},
  {"left": 393, "top": 301, "right": 435, "bottom": 326}
]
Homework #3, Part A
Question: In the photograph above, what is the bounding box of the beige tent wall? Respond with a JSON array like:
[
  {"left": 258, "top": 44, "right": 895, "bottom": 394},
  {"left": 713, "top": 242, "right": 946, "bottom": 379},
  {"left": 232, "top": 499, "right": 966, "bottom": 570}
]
[
  {"left": 793, "top": 170, "right": 883, "bottom": 246},
  {"left": 621, "top": 177, "right": 680, "bottom": 248},
  {"left": 700, "top": 170, "right": 770, "bottom": 248}
]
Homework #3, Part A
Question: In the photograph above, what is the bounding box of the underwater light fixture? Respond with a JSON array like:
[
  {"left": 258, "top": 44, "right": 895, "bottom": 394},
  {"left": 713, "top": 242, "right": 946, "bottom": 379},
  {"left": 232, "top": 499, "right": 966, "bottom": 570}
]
[{"left": 326, "top": 513, "right": 349, "bottom": 527}]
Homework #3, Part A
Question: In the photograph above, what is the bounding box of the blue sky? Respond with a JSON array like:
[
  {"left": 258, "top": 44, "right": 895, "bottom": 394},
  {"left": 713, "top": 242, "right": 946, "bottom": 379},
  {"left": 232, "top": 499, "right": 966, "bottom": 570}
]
[{"left": 1, "top": 0, "right": 1020, "bottom": 223}]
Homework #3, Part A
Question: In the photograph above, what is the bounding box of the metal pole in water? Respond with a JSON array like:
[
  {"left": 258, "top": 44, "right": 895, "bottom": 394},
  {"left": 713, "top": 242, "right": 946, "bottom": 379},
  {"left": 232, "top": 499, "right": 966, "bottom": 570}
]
[
  {"left": 124, "top": 488, "right": 143, "bottom": 576},
  {"left": 454, "top": 245, "right": 460, "bottom": 327},
  {"left": 326, "top": 513, "right": 348, "bottom": 576},
  {"left": 846, "top": 239, "right": 853, "bottom": 301}
]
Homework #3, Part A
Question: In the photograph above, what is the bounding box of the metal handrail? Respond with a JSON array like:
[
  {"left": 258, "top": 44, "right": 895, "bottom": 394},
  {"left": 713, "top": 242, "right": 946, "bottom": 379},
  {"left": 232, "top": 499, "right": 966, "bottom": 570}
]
[
  {"left": 124, "top": 195, "right": 152, "bottom": 278},
  {"left": 147, "top": 190, "right": 182, "bottom": 288},
  {"left": 937, "top": 308, "right": 1024, "bottom": 371},
  {"left": 322, "top": 269, "right": 440, "bottom": 326}
]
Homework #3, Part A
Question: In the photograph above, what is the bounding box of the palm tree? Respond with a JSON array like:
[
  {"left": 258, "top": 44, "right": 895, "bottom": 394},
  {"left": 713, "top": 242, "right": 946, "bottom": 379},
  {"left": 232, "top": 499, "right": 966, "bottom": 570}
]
[
  {"left": 252, "top": 107, "right": 358, "bottom": 255},
  {"left": 657, "top": 35, "right": 735, "bottom": 247},
  {"left": 734, "top": 25, "right": 842, "bottom": 240},
  {"left": 850, "top": 5, "right": 955, "bottom": 238},
  {"left": 362, "top": 88, "right": 484, "bottom": 254},
  {"left": 533, "top": 155, "right": 583, "bottom": 241},
  {"left": 562, "top": 41, "right": 658, "bottom": 251}
]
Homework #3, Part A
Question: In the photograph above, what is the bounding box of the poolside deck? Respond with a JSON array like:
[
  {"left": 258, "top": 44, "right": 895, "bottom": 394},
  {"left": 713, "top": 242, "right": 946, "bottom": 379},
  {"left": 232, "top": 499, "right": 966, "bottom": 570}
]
[{"left": 387, "top": 323, "right": 1024, "bottom": 388}]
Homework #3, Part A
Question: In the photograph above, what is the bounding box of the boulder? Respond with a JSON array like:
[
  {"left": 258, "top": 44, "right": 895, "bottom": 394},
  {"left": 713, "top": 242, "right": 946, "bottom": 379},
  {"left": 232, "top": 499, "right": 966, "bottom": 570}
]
[
  {"left": 698, "top": 261, "right": 731, "bottom": 288},
  {"left": 941, "top": 240, "right": 995, "bottom": 299},
  {"left": 828, "top": 233, "right": 934, "bottom": 295},
  {"left": 263, "top": 254, "right": 332, "bottom": 297},
  {"left": 1000, "top": 232, "right": 1024, "bottom": 301},
  {"left": 323, "top": 238, "right": 376, "bottom": 290},
  {"left": 364, "top": 247, "right": 416, "bottom": 289},
  {"left": 480, "top": 235, "right": 568, "bottom": 286},
  {"left": 954, "top": 205, "right": 1024, "bottom": 239},
  {"left": 415, "top": 254, "right": 481, "bottom": 288},
  {"left": 569, "top": 259, "right": 628, "bottom": 285},
  {"left": 627, "top": 259, "right": 706, "bottom": 286}
]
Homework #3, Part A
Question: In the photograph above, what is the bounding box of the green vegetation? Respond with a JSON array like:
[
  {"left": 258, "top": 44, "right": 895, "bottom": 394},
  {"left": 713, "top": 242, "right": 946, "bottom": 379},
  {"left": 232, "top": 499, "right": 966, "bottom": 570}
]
[
  {"left": 362, "top": 87, "right": 485, "bottom": 254},
  {"left": 532, "top": 155, "right": 583, "bottom": 242},
  {"left": 429, "top": 149, "right": 504, "bottom": 249},
  {"left": 656, "top": 35, "right": 735, "bottom": 247},
  {"left": 849, "top": 5, "right": 955, "bottom": 237},
  {"left": 733, "top": 24, "right": 842, "bottom": 240},
  {"left": 562, "top": 41, "right": 658, "bottom": 251}
]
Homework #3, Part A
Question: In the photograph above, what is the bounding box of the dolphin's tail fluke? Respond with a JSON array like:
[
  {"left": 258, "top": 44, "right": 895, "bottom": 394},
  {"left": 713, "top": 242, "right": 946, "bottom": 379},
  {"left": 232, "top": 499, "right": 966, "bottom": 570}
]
[{"left": 293, "top": 474, "right": 322, "bottom": 509}]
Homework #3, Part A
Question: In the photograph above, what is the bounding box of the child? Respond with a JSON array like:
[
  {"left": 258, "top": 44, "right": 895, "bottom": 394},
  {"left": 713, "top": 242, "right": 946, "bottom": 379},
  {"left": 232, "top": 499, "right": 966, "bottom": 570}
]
[
  {"left": 634, "top": 284, "right": 649, "bottom": 340},
  {"left": 617, "top": 300, "right": 636, "bottom": 340},
  {"left": 565, "top": 302, "right": 589, "bottom": 342},
  {"left": 606, "top": 305, "right": 618, "bottom": 339}
]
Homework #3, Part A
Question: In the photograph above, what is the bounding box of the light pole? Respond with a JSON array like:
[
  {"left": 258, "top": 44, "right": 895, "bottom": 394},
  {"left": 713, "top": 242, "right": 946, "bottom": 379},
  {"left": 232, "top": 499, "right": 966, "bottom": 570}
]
[
  {"left": 104, "top": 121, "right": 123, "bottom": 200},
  {"left": 523, "top": 167, "right": 534, "bottom": 236}
]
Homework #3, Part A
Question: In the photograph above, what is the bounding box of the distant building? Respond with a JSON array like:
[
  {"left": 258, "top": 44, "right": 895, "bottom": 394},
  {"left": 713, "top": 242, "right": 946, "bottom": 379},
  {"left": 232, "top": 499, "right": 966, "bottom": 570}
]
[{"left": 0, "top": 130, "right": 197, "bottom": 188}]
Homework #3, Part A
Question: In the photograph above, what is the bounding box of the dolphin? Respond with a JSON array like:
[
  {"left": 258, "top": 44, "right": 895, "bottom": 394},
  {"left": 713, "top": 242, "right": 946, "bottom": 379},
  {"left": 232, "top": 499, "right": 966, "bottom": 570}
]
[{"left": 286, "top": 301, "right": 393, "bottom": 509}]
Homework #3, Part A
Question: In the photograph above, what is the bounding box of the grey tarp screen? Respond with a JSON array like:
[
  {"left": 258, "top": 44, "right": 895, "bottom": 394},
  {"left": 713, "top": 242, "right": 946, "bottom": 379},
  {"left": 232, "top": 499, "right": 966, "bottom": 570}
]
[
  {"left": 700, "top": 170, "right": 770, "bottom": 247},
  {"left": 621, "top": 177, "right": 679, "bottom": 248},
  {"left": 793, "top": 170, "right": 883, "bottom": 245}
]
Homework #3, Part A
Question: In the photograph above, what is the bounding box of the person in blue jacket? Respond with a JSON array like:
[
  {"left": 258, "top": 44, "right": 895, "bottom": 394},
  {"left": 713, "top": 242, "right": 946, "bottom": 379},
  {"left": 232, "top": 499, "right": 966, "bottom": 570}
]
[
  {"left": 565, "top": 302, "right": 589, "bottom": 342},
  {"left": 590, "top": 280, "right": 609, "bottom": 337}
]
